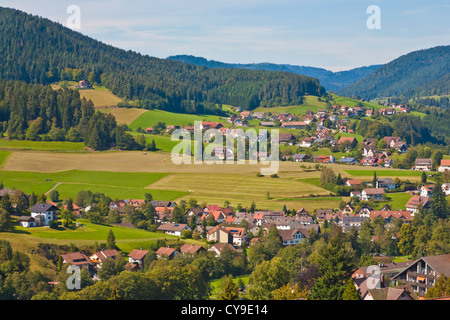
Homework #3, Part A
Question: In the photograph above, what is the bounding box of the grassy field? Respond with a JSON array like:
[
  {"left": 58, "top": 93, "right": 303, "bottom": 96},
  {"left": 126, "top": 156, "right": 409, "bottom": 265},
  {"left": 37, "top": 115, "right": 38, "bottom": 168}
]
[
  {"left": 0, "top": 169, "right": 186, "bottom": 201},
  {"left": 0, "top": 218, "right": 205, "bottom": 271},
  {"left": 78, "top": 87, "right": 124, "bottom": 108},
  {"left": 0, "top": 139, "right": 86, "bottom": 152},
  {"left": 209, "top": 275, "right": 250, "bottom": 299},
  {"left": 343, "top": 169, "right": 422, "bottom": 177},
  {"left": 129, "top": 109, "right": 226, "bottom": 131},
  {"left": 99, "top": 107, "right": 148, "bottom": 125}
]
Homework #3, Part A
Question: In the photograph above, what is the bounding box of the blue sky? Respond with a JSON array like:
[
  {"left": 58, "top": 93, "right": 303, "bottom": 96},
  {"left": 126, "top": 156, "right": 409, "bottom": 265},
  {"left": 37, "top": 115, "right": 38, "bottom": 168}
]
[{"left": 3, "top": 0, "right": 449, "bottom": 71}]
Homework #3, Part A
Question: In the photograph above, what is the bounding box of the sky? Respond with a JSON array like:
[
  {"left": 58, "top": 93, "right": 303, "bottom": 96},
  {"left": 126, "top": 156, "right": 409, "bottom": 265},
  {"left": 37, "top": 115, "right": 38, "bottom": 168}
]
[{"left": 2, "top": 0, "right": 449, "bottom": 71}]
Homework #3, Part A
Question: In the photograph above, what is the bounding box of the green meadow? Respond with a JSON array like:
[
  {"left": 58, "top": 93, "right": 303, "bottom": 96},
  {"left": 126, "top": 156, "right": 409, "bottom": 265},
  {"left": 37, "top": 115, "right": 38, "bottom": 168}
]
[
  {"left": 343, "top": 169, "right": 422, "bottom": 177},
  {"left": 0, "top": 139, "right": 86, "bottom": 152},
  {"left": 129, "top": 109, "right": 225, "bottom": 131},
  {"left": 0, "top": 169, "right": 186, "bottom": 200}
]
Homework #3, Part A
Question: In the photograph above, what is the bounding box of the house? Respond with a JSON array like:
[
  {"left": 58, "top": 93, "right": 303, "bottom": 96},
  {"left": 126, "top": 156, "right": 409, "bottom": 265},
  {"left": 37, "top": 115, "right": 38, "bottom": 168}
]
[
  {"left": 363, "top": 285, "right": 417, "bottom": 300},
  {"left": 278, "top": 133, "right": 296, "bottom": 145},
  {"left": 350, "top": 191, "right": 361, "bottom": 198},
  {"left": 391, "top": 254, "right": 450, "bottom": 298},
  {"left": 145, "top": 127, "right": 154, "bottom": 134},
  {"left": 278, "top": 228, "right": 309, "bottom": 246},
  {"left": 315, "top": 209, "right": 333, "bottom": 220},
  {"left": 405, "top": 195, "right": 431, "bottom": 216},
  {"left": 361, "top": 188, "right": 385, "bottom": 201},
  {"left": 300, "top": 137, "right": 315, "bottom": 147},
  {"left": 342, "top": 216, "right": 369, "bottom": 231},
  {"left": 180, "top": 244, "right": 206, "bottom": 255},
  {"left": 156, "top": 247, "right": 179, "bottom": 259},
  {"left": 29, "top": 203, "right": 59, "bottom": 226},
  {"left": 339, "top": 157, "right": 359, "bottom": 165},
  {"left": 253, "top": 112, "right": 266, "bottom": 120},
  {"left": 206, "top": 225, "right": 233, "bottom": 244},
  {"left": 369, "top": 210, "right": 412, "bottom": 223},
  {"left": 337, "top": 137, "right": 357, "bottom": 149},
  {"left": 314, "top": 155, "right": 336, "bottom": 163},
  {"left": 376, "top": 178, "right": 396, "bottom": 190},
  {"left": 128, "top": 249, "right": 149, "bottom": 268},
  {"left": 225, "top": 227, "right": 248, "bottom": 246},
  {"left": 61, "top": 252, "right": 93, "bottom": 271},
  {"left": 208, "top": 243, "right": 237, "bottom": 257},
  {"left": 260, "top": 121, "right": 275, "bottom": 127},
  {"left": 442, "top": 183, "right": 450, "bottom": 196},
  {"left": 240, "top": 111, "right": 252, "bottom": 120},
  {"left": 414, "top": 158, "right": 433, "bottom": 171},
  {"left": 291, "top": 154, "right": 309, "bottom": 162},
  {"left": 362, "top": 146, "right": 379, "bottom": 157},
  {"left": 438, "top": 159, "right": 450, "bottom": 173},
  {"left": 157, "top": 223, "right": 191, "bottom": 237},
  {"left": 78, "top": 80, "right": 89, "bottom": 88},
  {"left": 420, "top": 185, "right": 435, "bottom": 197},
  {"left": 186, "top": 207, "right": 205, "bottom": 222},
  {"left": 346, "top": 179, "right": 362, "bottom": 188},
  {"left": 361, "top": 156, "right": 378, "bottom": 166},
  {"left": 281, "top": 121, "right": 306, "bottom": 130},
  {"left": 90, "top": 249, "right": 120, "bottom": 267},
  {"left": 18, "top": 216, "right": 38, "bottom": 228},
  {"left": 342, "top": 202, "right": 355, "bottom": 214}
]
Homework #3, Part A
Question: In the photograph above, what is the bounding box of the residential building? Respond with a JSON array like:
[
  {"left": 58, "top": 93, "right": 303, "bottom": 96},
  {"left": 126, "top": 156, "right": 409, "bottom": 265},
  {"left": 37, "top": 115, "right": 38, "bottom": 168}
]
[
  {"left": 128, "top": 249, "right": 149, "bottom": 268},
  {"left": 281, "top": 121, "right": 306, "bottom": 129},
  {"left": 361, "top": 188, "right": 385, "bottom": 201},
  {"left": 438, "top": 159, "right": 450, "bottom": 173},
  {"left": 405, "top": 195, "right": 431, "bottom": 216},
  {"left": 206, "top": 225, "right": 233, "bottom": 244},
  {"left": 414, "top": 158, "right": 433, "bottom": 171},
  {"left": 180, "top": 244, "right": 206, "bottom": 255},
  {"left": 420, "top": 185, "right": 435, "bottom": 197},
  {"left": 376, "top": 178, "right": 396, "bottom": 190},
  {"left": 225, "top": 227, "right": 248, "bottom": 246},
  {"left": 61, "top": 252, "right": 93, "bottom": 271},
  {"left": 29, "top": 203, "right": 59, "bottom": 226},
  {"left": 278, "top": 228, "right": 309, "bottom": 246},
  {"left": 156, "top": 247, "right": 179, "bottom": 259},
  {"left": 157, "top": 223, "right": 191, "bottom": 237},
  {"left": 208, "top": 243, "right": 237, "bottom": 257},
  {"left": 391, "top": 254, "right": 450, "bottom": 298},
  {"left": 90, "top": 249, "right": 120, "bottom": 268},
  {"left": 342, "top": 216, "right": 369, "bottom": 231}
]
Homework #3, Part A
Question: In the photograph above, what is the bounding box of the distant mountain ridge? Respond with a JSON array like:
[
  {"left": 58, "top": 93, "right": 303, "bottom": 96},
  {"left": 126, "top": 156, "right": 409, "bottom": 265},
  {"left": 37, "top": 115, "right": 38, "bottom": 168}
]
[
  {"left": 338, "top": 45, "right": 450, "bottom": 99},
  {"left": 167, "top": 55, "right": 382, "bottom": 92}
]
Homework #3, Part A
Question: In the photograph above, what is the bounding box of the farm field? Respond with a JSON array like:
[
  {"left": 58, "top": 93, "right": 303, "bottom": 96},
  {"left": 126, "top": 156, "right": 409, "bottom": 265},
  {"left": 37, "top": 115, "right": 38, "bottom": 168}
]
[
  {"left": 0, "top": 148, "right": 425, "bottom": 211},
  {"left": 78, "top": 87, "right": 124, "bottom": 108}
]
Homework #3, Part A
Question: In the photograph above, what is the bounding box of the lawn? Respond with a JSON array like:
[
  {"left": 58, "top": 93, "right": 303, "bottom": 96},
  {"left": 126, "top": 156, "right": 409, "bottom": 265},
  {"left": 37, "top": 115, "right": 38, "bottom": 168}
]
[
  {"left": 384, "top": 193, "right": 412, "bottom": 210},
  {"left": 129, "top": 109, "right": 226, "bottom": 131},
  {"left": 209, "top": 275, "right": 250, "bottom": 299},
  {"left": 0, "top": 139, "right": 86, "bottom": 152}
]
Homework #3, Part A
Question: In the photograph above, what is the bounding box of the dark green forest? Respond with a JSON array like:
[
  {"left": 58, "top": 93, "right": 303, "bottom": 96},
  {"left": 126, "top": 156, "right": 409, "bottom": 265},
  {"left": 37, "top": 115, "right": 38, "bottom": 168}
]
[
  {"left": 339, "top": 45, "right": 450, "bottom": 99},
  {"left": 0, "top": 80, "right": 143, "bottom": 151},
  {"left": 0, "top": 7, "right": 325, "bottom": 115}
]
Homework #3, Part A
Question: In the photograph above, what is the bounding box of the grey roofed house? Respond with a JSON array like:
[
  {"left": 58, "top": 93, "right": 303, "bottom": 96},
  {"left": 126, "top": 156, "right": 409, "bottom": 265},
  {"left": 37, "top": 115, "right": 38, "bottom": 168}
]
[
  {"left": 30, "top": 203, "right": 59, "bottom": 213},
  {"left": 342, "top": 215, "right": 369, "bottom": 231}
]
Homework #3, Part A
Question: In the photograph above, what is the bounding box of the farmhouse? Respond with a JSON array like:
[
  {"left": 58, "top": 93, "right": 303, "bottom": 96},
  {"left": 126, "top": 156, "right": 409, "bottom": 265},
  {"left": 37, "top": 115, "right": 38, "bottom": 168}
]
[
  {"left": 414, "top": 159, "right": 433, "bottom": 171},
  {"left": 281, "top": 121, "right": 306, "bottom": 129},
  {"left": 157, "top": 223, "right": 191, "bottom": 236},
  {"left": 278, "top": 133, "right": 296, "bottom": 145}
]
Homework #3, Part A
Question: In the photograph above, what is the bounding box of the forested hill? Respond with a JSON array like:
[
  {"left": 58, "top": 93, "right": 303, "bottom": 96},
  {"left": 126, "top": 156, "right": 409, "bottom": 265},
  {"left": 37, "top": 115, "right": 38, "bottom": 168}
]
[
  {"left": 339, "top": 45, "right": 450, "bottom": 100},
  {"left": 0, "top": 7, "right": 325, "bottom": 114},
  {"left": 167, "top": 55, "right": 381, "bottom": 92}
]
